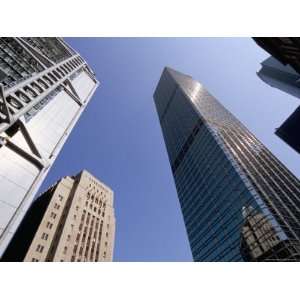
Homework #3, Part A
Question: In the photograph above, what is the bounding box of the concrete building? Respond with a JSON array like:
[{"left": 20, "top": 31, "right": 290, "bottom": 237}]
[
  {"left": 2, "top": 170, "right": 115, "bottom": 262},
  {"left": 0, "top": 38, "right": 98, "bottom": 256},
  {"left": 154, "top": 67, "right": 300, "bottom": 261}
]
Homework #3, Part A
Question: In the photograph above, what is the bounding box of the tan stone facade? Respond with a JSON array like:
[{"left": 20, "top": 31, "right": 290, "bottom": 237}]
[{"left": 24, "top": 170, "right": 115, "bottom": 262}]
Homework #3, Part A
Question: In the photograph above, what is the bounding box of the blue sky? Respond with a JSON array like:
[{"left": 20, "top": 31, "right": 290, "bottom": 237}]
[{"left": 38, "top": 38, "right": 300, "bottom": 261}]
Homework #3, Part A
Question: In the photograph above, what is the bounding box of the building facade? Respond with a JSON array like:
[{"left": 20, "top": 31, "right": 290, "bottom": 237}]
[
  {"left": 0, "top": 38, "right": 98, "bottom": 256},
  {"left": 2, "top": 170, "right": 115, "bottom": 262},
  {"left": 154, "top": 67, "right": 300, "bottom": 261}
]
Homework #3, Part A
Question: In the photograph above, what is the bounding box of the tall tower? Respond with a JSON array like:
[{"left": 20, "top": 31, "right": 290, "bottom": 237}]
[
  {"left": 0, "top": 38, "right": 99, "bottom": 256},
  {"left": 154, "top": 67, "right": 300, "bottom": 261},
  {"left": 254, "top": 38, "right": 300, "bottom": 154},
  {"left": 2, "top": 170, "right": 115, "bottom": 262}
]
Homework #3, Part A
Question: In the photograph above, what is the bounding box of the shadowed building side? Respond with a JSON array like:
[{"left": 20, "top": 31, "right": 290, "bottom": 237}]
[{"left": 254, "top": 38, "right": 300, "bottom": 155}]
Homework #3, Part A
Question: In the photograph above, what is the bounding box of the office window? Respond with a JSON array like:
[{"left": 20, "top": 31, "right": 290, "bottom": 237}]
[
  {"left": 46, "top": 222, "right": 53, "bottom": 229},
  {"left": 41, "top": 233, "right": 48, "bottom": 240},
  {"left": 36, "top": 244, "right": 44, "bottom": 253}
]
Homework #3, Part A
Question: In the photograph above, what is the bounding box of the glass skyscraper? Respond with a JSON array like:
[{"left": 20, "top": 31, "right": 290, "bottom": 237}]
[
  {"left": 154, "top": 67, "right": 300, "bottom": 261},
  {"left": 0, "top": 38, "right": 98, "bottom": 256}
]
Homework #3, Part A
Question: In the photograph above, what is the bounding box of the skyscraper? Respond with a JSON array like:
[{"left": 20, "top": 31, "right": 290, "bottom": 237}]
[
  {"left": 253, "top": 37, "right": 300, "bottom": 74},
  {"left": 0, "top": 38, "right": 99, "bottom": 257},
  {"left": 256, "top": 55, "right": 300, "bottom": 154},
  {"left": 257, "top": 56, "right": 300, "bottom": 100},
  {"left": 154, "top": 67, "right": 300, "bottom": 261},
  {"left": 2, "top": 170, "right": 115, "bottom": 262},
  {"left": 254, "top": 38, "right": 300, "bottom": 154}
]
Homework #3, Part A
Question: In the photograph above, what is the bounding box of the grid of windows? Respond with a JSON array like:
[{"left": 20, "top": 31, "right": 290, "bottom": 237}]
[{"left": 72, "top": 186, "right": 108, "bottom": 262}]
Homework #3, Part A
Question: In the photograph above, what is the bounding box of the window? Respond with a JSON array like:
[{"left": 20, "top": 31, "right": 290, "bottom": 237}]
[
  {"left": 31, "top": 258, "right": 39, "bottom": 262},
  {"left": 37, "top": 78, "right": 48, "bottom": 89},
  {"left": 36, "top": 244, "right": 44, "bottom": 253},
  {"left": 63, "top": 247, "right": 68, "bottom": 254},
  {"left": 50, "top": 212, "right": 56, "bottom": 219},
  {"left": 30, "top": 82, "right": 43, "bottom": 93},
  {"left": 42, "top": 75, "right": 53, "bottom": 86},
  {"left": 67, "top": 234, "right": 71, "bottom": 241},
  {"left": 23, "top": 86, "right": 37, "bottom": 98},
  {"left": 41, "top": 233, "right": 48, "bottom": 240},
  {"left": 58, "top": 195, "right": 63, "bottom": 201},
  {"left": 46, "top": 222, "right": 53, "bottom": 229},
  {"left": 76, "top": 233, "right": 80, "bottom": 242}
]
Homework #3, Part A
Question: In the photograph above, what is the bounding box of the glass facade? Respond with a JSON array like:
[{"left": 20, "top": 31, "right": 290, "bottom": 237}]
[
  {"left": 154, "top": 67, "right": 300, "bottom": 261},
  {"left": 0, "top": 38, "right": 98, "bottom": 256}
]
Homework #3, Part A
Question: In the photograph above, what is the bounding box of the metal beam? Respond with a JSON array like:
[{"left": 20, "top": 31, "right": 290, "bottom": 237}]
[
  {"left": 0, "top": 56, "right": 84, "bottom": 134},
  {"left": 62, "top": 79, "right": 82, "bottom": 106}
]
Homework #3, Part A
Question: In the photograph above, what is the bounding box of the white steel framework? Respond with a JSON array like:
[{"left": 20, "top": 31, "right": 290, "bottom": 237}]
[{"left": 0, "top": 38, "right": 99, "bottom": 256}]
